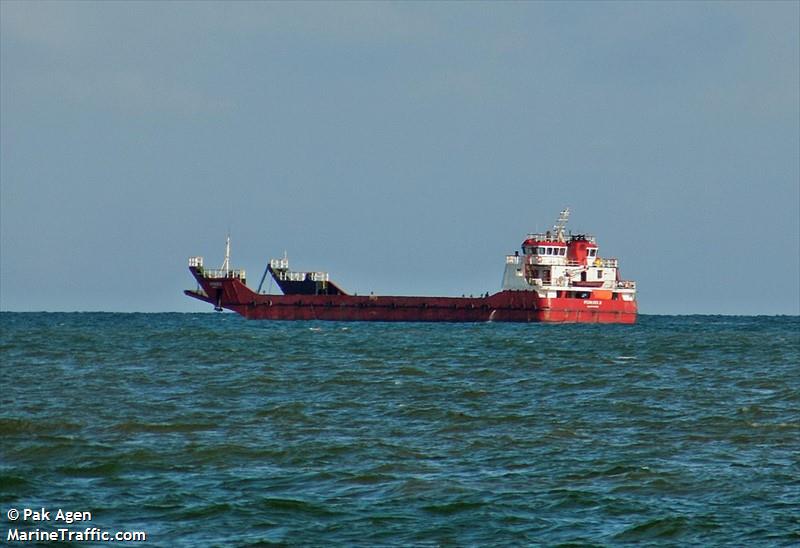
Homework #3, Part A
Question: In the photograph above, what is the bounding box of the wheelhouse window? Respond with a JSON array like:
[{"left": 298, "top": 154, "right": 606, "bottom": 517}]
[{"left": 597, "top": 270, "right": 603, "bottom": 279}]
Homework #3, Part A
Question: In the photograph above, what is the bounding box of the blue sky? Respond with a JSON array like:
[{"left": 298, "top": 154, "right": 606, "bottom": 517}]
[{"left": 1, "top": 1, "right": 798, "bottom": 314}]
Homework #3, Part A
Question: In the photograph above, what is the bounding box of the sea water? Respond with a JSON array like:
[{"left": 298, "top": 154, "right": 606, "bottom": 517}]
[{"left": 1, "top": 313, "right": 798, "bottom": 546}]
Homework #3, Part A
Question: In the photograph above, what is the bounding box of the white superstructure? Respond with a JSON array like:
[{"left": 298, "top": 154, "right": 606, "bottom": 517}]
[{"left": 502, "top": 209, "right": 636, "bottom": 302}]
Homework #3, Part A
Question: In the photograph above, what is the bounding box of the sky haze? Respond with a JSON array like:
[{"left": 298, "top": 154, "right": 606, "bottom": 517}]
[{"left": 1, "top": 1, "right": 798, "bottom": 315}]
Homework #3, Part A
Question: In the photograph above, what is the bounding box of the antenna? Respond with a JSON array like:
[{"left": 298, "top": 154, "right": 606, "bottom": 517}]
[
  {"left": 552, "top": 208, "right": 570, "bottom": 242},
  {"left": 220, "top": 234, "right": 231, "bottom": 274}
]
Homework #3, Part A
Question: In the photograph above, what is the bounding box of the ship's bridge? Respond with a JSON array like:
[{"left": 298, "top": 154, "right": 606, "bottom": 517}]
[{"left": 522, "top": 237, "right": 568, "bottom": 266}]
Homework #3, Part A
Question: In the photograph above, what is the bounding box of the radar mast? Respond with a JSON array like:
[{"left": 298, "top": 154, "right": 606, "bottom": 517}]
[{"left": 552, "top": 208, "right": 570, "bottom": 242}]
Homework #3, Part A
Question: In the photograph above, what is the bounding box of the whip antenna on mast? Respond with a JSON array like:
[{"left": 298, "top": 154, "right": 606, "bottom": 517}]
[{"left": 220, "top": 234, "right": 231, "bottom": 274}]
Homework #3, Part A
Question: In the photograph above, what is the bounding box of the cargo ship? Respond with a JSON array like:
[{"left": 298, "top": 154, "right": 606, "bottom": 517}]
[{"left": 185, "top": 209, "right": 637, "bottom": 323}]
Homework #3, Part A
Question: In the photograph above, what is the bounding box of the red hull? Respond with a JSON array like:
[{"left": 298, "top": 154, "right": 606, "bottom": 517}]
[{"left": 186, "top": 267, "right": 636, "bottom": 324}]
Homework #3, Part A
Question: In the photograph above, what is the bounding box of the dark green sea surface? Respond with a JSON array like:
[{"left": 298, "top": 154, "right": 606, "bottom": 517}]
[{"left": 1, "top": 313, "right": 798, "bottom": 546}]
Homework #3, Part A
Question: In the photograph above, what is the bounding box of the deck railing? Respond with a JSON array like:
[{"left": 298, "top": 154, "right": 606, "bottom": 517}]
[
  {"left": 277, "top": 271, "right": 306, "bottom": 282},
  {"left": 270, "top": 258, "right": 289, "bottom": 270},
  {"left": 188, "top": 256, "right": 245, "bottom": 279},
  {"left": 277, "top": 271, "right": 329, "bottom": 282},
  {"left": 528, "top": 257, "right": 620, "bottom": 268},
  {"left": 528, "top": 278, "right": 636, "bottom": 290},
  {"left": 202, "top": 268, "right": 246, "bottom": 280},
  {"left": 308, "top": 272, "right": 329, "bottom": 282}
]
